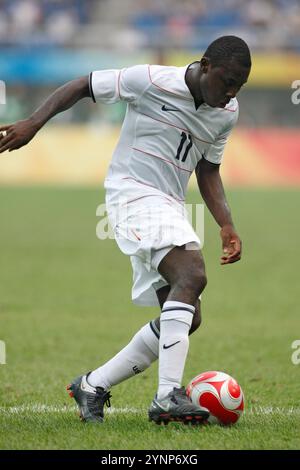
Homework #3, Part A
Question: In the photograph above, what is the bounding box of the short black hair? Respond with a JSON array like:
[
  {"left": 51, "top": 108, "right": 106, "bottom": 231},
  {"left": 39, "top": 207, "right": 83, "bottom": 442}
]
[{"left": 204, "top": 35, "right": 251, "bottom": 69}]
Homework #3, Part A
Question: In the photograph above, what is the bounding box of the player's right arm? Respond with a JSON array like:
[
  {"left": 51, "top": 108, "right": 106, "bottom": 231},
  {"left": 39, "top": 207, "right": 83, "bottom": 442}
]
[
  {"left": 0, "top": 65, "right": 149, "bottom": 154},
  {"left": 0, "top": 76, "right": 90, "bottom": 153}
]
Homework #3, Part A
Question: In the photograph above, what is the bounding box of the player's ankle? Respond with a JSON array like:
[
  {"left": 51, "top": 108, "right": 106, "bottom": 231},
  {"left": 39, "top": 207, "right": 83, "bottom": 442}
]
[{"left": 156, "top": 385, "right": 177, "bottom": 400}]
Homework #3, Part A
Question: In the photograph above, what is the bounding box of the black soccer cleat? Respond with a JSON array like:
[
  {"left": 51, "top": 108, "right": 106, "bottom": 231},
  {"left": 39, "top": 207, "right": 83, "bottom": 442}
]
[
  {"left": 66, "top": 373, "right": 111, "bottom": 423},
  {"left": 148, "top": 386, "right": 209, "bottom": 425}
]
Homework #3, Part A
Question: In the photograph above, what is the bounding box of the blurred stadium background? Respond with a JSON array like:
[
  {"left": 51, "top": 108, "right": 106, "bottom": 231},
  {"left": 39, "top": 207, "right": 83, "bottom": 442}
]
[{"left": 0, "top": 0, "right": 299, "bottom": 186}]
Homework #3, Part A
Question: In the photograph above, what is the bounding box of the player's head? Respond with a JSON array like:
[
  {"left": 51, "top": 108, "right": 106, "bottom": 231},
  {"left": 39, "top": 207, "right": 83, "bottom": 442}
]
[{"left": 199, "top": 35, "right": 251, "bottom": 108}]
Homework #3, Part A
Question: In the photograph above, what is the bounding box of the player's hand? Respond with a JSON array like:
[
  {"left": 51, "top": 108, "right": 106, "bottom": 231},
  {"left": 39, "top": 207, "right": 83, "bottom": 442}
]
[
  {"left": 220, "top": 224, "right": 242, "bottom": 265},
  {"left": 0, "top": 119, "right": 38, "bottom": 153}
]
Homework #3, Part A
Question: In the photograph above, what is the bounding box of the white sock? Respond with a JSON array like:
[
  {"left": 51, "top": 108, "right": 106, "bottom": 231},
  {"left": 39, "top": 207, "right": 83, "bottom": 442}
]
[
  {"left": 88, "top": 321, "right": 159, "bottom": 389},
  {"left": 157, "top": 301, "right": 194, "bottom": 400}
]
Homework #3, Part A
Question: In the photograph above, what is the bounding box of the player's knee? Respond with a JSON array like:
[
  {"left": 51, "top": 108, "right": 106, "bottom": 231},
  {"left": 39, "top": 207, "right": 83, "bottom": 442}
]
[
  {"left": 177, "top": 267, "right": 207, "bottom": 298},
  {"left": 190, "top": 265, "right": 207, "bottom": 293}
]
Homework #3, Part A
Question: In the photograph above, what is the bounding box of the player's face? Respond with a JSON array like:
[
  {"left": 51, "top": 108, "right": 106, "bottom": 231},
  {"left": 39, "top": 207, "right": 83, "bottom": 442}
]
[{"left": 199, "top": 58, "right": 250, "bottom": 108}]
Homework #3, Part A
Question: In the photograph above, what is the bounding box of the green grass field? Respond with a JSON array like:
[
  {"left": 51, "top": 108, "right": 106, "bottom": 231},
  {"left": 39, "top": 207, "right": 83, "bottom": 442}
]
[{"left": 0, "top": 186, "right": 299, "bottom": 450}]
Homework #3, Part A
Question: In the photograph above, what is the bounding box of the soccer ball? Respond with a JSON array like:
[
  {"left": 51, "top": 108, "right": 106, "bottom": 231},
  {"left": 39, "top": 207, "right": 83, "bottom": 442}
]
[{"left": 186, "top": 371, "right": 244, "bottom": 425}]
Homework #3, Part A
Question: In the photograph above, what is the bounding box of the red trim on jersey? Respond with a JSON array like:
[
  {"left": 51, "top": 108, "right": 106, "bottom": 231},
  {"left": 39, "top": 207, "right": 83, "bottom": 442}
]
[
  {"left": 122, "top": 176, "right": 157, "bottom": 190},
  {"left": 127, "top": 194, "right": 159, "bottom": 204},
  {"left": 125, "top": 194, "right": 182, "bottom": 208},
  {"left": 122, "top": 176, "right": 185, "bottom": 202},
  {"left": 148, "top": 65, "right": 193, "bottom": 101},
  {"left": 126, "top": 194, "right": 172, "bottom": 206},
  {"left": 132, "top": 147, "right": 193, "bottom": 174},
  {"left": 220, "top": 104, "right": 238, "bottom": 113},
  {"left": 139, "top": 111, "right": 214, "bottom": 145},
  {"left": 131, "top": 229, "right": 141, "bottom": 241}
]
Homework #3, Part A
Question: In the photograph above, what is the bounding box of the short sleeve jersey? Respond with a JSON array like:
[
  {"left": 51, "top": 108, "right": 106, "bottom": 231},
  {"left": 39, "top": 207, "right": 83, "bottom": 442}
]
[{"left": 90, "top": 64, "right": 239, "bottom": 204}]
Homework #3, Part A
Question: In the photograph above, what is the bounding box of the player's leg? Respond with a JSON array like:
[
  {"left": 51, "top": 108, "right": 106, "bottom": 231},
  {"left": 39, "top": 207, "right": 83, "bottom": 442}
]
[
  {"left": 157, "top": 245, "right": 206, "bottom": 398},
  {"left": 87, "top": 320, "right": 159, "bottom": 390},
  {"left": 148, "top": 246, "right": 209, "bottom": 424},
  {"left": 75, "top": 286, "right": 201, "bottom": 401},
  {"left": 154, "top": 285, "right": 202, "bottom": 335},
  {"left": 67, "top": 319, "right": 160, "bottom": 422}
]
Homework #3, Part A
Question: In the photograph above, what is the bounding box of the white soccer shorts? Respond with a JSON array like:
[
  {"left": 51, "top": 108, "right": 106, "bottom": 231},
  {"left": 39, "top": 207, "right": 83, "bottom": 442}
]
[{"left": 107, "top": 195, "right": 201, "bottom": 306}]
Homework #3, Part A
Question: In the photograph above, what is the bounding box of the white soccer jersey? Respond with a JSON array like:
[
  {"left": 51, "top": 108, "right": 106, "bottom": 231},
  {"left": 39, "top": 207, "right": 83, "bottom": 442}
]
[{"left": 90, "top": 64, "right": 239, "bottom": 209}]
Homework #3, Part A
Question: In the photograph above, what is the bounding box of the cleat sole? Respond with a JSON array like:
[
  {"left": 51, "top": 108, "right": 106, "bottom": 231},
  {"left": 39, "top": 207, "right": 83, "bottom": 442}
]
[{"left": 150, "top": 412, "right": 208, "bottom": 426}]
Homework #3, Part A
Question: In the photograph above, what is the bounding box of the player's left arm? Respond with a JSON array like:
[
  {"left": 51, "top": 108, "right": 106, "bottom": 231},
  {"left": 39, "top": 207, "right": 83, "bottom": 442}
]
[{"left": 195, "top": 158, "right": 242, "bottom": 265}]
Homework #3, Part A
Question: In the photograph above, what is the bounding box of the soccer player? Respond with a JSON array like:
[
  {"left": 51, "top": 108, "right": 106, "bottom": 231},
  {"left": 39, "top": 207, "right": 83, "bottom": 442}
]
[{"left": 0, "top": 36, "right": 251, "bottom": 425}]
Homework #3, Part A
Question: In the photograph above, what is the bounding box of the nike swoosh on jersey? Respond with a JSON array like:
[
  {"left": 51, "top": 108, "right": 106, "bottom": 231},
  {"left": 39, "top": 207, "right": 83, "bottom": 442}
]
[
  {"left": 161, "top": 105, "right": 182, "bottom": 112},
  {"left": 163, "top": 341, "right": 181, "bottom": 349}
]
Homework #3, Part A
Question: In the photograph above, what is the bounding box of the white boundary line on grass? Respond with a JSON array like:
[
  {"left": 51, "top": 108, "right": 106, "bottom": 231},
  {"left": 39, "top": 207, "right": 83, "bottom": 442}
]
[
  {"left": 0, "top": 405, "right": 141, "bottom": 414},
  {"left": 0, "top": 404, "right": 300, "bottom": 415}
]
